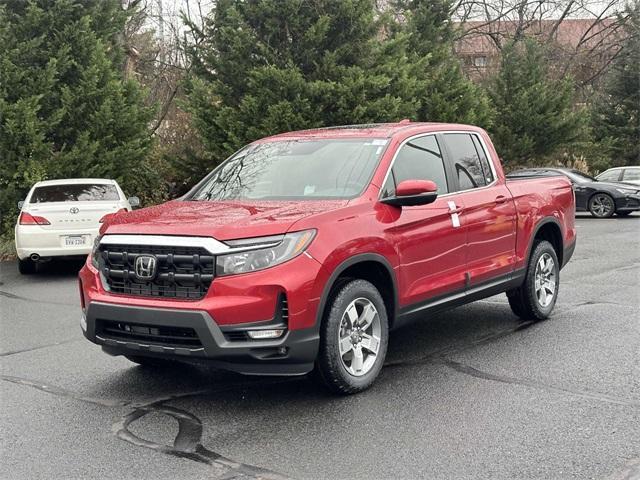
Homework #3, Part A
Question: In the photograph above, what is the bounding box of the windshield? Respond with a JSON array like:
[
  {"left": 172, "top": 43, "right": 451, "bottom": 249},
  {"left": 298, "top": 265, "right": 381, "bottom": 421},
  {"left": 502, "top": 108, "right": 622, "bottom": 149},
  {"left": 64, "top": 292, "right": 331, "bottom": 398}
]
[
  {"left": 30, "top": 184, "right": 120, "bottom": 203},
  {"left": 564, "top": 170, "right": 595, "bottom": 183},
  {"left": 189, "top": 139, "right": 388, "bottom": 201}
]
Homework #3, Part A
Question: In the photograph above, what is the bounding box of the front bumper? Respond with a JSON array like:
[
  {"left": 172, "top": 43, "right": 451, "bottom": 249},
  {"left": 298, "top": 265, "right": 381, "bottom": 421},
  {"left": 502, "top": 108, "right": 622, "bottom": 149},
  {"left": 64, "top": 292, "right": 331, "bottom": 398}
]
[
  {"left": 82, "top": 301, "right": 319, "bottom": 375},
  {"left": 615, "top": 194, "right": 640, "bottom": 212}
]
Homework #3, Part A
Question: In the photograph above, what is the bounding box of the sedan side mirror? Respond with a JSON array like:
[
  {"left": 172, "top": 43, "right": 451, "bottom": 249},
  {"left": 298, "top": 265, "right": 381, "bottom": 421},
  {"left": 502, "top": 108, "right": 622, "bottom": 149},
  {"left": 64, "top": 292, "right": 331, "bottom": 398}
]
[
  {"left": 380, "top": 180, "right": 438, "bottom": 207},
  {"left": 128, "top": 196, "right": 140, "bottom": 208},
  {"left": 17, "top": 200, "right": 24, "bottom": 209}
]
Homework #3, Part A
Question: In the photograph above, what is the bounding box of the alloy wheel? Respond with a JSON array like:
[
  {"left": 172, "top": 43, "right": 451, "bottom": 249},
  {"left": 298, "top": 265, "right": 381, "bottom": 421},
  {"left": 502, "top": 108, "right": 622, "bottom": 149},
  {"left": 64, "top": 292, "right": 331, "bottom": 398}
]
[
  {"left": 591, "top": 194, "right": 614, "bottom": 217},
  {"left": 534, "top": 253, "right": 557, "bottom": 308},
  {"left": 337, "top": 297, "right": 381, "bottom": 376}
]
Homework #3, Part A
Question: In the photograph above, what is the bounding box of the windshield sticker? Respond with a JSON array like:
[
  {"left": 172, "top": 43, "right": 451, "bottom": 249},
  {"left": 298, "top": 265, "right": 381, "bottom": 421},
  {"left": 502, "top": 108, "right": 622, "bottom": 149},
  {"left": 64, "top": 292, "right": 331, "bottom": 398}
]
[{"left": 363, "top": 139, "right": 388, "bottom": 147}]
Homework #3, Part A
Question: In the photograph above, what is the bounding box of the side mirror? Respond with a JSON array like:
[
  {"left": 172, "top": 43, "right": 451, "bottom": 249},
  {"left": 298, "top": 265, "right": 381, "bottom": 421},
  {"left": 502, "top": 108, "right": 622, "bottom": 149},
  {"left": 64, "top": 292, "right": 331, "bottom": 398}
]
[
  {"left": 127, "top": 196, "right": 140, "bottom": 208},
  {"left": 380, "top": 180, "right": 438, "bottom": 207},
  {"left": 17, "top": 200, "right": 24, "bottom": 209}
]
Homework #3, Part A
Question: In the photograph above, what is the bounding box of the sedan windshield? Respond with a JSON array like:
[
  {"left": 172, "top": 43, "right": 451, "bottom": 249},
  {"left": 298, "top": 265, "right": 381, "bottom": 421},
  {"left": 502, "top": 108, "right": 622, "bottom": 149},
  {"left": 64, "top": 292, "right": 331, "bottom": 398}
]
[{"left": 189, "top": 139, "right": 388, "bottom": 201}]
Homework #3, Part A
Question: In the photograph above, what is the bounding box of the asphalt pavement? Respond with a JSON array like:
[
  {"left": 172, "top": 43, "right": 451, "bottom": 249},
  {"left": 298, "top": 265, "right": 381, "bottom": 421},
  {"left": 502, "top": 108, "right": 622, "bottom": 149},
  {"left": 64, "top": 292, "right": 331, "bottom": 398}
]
[{"left": 1, "top": 213, "right": 639, "bottom": 480}]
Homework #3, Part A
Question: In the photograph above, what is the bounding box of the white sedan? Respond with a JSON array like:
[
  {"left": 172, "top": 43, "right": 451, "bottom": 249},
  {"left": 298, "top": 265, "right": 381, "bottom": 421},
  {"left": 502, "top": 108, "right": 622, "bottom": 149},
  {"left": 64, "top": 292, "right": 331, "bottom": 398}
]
[
  {"left": 596, "top": 166, "right": 640, "bottom": 186},
  {"left": 14, "top": 178, "right": 139, "bottom": 274}
]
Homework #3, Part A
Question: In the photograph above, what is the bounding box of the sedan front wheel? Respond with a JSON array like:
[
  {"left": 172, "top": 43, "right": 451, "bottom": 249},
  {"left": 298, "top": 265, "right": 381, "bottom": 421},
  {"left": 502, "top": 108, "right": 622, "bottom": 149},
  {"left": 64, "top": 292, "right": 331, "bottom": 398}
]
[{"left": 589, "top": 193, "right": 615, "bottom": 218}]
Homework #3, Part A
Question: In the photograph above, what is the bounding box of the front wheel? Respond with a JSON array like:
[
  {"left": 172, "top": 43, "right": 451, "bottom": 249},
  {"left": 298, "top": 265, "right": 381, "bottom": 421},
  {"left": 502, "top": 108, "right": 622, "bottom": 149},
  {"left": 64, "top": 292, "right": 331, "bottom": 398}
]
[
  {"left": 507, "top": 240, "right": 559, "bottom": 321},
  {"left": 315, "top": 279, "right": 389, "bottom": 394},
  {"left": 589, "top": 193, "right": 615, "bottom": 218}
]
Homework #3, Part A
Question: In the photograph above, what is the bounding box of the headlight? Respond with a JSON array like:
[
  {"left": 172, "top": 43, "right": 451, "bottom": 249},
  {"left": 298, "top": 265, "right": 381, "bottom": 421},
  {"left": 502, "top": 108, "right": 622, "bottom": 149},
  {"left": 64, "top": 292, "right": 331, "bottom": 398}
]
[
  {"left": 615, "top": 188, "right": 637, "bottom": 195},
  {"left": 91, "top": 234, "right": 102, "bottom": 269},
  {"left": 216, "top": 230, "right": 316, "bottom": 276}
]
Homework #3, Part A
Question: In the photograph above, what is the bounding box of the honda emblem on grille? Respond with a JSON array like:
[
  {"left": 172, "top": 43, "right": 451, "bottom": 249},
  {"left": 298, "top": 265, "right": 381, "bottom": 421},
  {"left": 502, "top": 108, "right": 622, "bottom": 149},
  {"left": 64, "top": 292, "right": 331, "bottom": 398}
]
[{"left": 135, "top": 255, "right": 157, "bottom": 280}]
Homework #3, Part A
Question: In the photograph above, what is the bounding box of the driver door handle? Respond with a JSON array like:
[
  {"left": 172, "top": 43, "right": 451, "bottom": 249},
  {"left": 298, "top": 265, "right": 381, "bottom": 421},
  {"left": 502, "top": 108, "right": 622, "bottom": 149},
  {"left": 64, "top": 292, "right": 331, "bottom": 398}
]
[{"left": 495, "top": 195, "right": 508, "bottom": 204}]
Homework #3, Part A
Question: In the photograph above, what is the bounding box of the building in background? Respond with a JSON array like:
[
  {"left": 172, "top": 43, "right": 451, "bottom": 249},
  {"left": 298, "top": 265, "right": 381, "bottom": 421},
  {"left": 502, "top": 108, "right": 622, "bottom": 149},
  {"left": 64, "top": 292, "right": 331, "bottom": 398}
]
[{"left": 455, "top": 18, "right": 620, "bottom": 87}]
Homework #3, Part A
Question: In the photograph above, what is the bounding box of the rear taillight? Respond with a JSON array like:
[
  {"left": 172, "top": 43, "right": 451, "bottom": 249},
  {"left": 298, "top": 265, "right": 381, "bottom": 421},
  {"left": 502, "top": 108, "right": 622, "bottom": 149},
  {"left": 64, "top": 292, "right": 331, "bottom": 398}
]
[
  {"left": 19, "top": 212, "right": 51, "bottom": 225},
  {"left": 99, "top": 208, "right": 128, "bottom": 223}
]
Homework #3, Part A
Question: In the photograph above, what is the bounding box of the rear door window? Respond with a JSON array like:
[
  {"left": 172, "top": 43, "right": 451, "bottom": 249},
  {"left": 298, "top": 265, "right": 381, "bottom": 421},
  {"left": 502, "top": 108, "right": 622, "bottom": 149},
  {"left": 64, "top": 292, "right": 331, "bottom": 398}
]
[
  {"left": 31, "top": 184, "right": 120, "bottom": 203},
  {"left": 471, "top": 135, "right": 494, "bottom": 184},
  {"left": 442, "top": 133, "right": 488, "bottom": 190},
  {"left": 623, "top": 168, "right": 640, "bottom": 182}
]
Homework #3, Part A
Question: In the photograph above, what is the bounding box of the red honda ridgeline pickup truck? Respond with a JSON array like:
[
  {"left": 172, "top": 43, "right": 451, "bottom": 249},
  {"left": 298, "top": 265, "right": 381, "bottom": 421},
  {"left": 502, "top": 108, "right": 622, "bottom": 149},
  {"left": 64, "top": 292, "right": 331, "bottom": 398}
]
[{"left": 80, "top": 122, "right": 576, "bottom": 394}]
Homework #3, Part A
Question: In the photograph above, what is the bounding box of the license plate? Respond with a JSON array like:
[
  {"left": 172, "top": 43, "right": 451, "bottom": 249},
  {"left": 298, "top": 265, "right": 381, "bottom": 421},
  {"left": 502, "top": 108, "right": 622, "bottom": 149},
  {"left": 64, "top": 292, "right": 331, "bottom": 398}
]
[{"left": 64, "top": 236, "right": 87, "bottom": 246}]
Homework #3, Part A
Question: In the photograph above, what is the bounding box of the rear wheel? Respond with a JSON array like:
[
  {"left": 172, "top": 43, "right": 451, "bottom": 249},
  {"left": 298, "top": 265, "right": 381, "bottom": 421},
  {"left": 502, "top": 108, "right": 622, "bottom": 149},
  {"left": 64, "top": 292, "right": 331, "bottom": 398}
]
[
  {"left": 589, "top": 193, "right": 615, "bottom": 218},
  {"left": 507, "top": 240, "right": 559, "bottom": 321},
  {"left": 18, "top": 258, "right": 37, "bottom": 275},
  {"left": 315, "top": 279, "right": 389, "bottom": 394}
]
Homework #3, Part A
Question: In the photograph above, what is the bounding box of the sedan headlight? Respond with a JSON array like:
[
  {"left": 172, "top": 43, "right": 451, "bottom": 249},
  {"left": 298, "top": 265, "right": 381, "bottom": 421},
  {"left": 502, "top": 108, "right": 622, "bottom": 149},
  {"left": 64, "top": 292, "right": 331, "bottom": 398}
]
[
  {"left": 615, "top": 188, "right": 637, "bottom": 195},
  {"left": 216, "top": 230, "right": 316, "bottom": 276},
  {"left": 91, "top": 234, "right": 102, "bottom": 269}
]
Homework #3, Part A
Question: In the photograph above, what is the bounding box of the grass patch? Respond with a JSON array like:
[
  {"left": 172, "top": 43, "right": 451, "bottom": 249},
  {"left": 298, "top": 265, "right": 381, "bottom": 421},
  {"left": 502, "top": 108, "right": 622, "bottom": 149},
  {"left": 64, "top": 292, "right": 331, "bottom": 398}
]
[{"left": 0, "top": 231, "right": 16, "bottom": 261}]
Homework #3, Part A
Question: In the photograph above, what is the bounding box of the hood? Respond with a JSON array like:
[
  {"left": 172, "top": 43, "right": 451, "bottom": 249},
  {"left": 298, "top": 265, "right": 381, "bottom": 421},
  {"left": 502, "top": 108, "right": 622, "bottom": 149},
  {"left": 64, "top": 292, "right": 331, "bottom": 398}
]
[{"left": 102, "top": 199, "right": 348, "bottom": 240}]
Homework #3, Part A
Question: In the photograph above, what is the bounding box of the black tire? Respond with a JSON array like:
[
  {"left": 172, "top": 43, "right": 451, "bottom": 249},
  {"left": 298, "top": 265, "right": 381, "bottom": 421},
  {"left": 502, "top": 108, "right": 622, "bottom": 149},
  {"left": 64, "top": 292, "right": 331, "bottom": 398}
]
[
  {"left": 315, "top": 279, "right": 389, "bottom": 395},
  {"left": 507, "top": 240, "right": 559, "bottom": 321},
  {"left": 588, "top": 193, "right": 615, "bottom": 218},
  {"left": 616, "top": 211, "right": 633, "bottom": 217},
  {"left": 125, "top": 355, "right": 180, "bottom": 368},
  {"left": 18, "top": 258, "right": 37, "bottom": 274}
]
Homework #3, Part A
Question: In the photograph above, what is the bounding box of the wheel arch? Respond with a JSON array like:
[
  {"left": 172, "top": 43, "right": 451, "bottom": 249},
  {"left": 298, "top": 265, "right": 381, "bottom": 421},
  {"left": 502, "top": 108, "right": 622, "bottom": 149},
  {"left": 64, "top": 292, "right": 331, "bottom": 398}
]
[
  {"left": 315, "top": 254, "right": 398, "bottom": 330},
  {"left": 526, "top": 217, "right": 563, "bottom": 270}
]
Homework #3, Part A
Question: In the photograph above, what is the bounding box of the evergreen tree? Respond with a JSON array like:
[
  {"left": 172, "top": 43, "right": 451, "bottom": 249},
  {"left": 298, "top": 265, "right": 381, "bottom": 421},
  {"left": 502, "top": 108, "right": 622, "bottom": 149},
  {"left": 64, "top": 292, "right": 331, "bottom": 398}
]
[
  {"left": 0, "top": 0, "right": 154, "bottom": 232},
  {"left": 592, "top": 5, "right": 639, "bottom": 167},
  {"left": 185, "top": 0, "right": 494, "bottom": 169},
  {"left": 391, "top": 0, "right": 494, "bottom": 126},
  {"left": 487, "top": 38, "right": 585, "bottom": 166}
]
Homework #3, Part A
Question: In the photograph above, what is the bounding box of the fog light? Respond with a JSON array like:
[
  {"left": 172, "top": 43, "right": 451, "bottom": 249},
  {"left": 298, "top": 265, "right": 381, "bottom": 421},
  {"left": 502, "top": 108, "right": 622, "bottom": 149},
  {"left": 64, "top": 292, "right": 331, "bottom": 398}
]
[{"left": 247, "top": 329, "right": 284, "bottom": 340}]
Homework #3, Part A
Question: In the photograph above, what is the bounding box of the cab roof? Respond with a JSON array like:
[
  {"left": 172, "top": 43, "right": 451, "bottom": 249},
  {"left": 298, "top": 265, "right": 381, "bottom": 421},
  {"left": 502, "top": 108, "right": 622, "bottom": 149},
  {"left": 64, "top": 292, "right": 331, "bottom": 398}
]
[{"left": 260, "top": 121, "right": 485, "bottom": 141}]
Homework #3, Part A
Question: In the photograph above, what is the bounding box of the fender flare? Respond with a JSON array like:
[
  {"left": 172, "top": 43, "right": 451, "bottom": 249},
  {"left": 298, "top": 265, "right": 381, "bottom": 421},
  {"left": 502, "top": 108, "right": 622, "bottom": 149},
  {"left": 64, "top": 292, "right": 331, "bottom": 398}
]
[
  {"left": 524, "top": 216, "right": 564, "bottom": 269},
  {"left": 314, "top": 253, "right": 399, "bottom": 329}
]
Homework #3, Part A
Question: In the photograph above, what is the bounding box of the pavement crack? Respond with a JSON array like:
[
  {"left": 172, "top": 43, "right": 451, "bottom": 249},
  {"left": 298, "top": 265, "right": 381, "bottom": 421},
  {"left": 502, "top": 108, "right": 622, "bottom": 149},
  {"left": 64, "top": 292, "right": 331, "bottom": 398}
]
[
  {"left": 385, "top": 322, "right": 640, "bottom": 408},
  {"left": 0, "top": 289, "right": 77, "bottom": 306},
  {"left": 0, "top": 338, "right": 82, "bottom": 357},
  {"left": 385, "top": 320, "right": 537, "bottom": 368},
  {"left": 571, "top": 300, "right": 628, "bottom": 308},
  {"left": 438, "top": 359, "right": 640, "bottom": 408},
  {"left": 1, "top": 373, "right": 296, "bottom": 479},
  {"left": 1, "top": 375, "right": 130, "bottom": 407},
  {"left": 113, "top": 404, "right": 290, "bottom": 479}
]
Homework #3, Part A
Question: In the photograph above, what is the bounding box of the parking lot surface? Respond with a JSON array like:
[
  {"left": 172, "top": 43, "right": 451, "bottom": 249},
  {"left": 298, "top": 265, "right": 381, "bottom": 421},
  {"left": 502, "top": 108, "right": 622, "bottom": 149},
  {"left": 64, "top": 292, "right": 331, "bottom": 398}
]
[{"left": 1, "top": 214, "right": 639, "bottom": 480}]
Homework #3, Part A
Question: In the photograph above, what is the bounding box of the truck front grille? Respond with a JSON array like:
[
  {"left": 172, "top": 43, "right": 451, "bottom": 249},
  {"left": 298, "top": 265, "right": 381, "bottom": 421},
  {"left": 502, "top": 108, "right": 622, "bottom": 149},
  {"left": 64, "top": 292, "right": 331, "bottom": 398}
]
[{"left": 98, "top": 244, "right": 214, "bottom": 299}]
